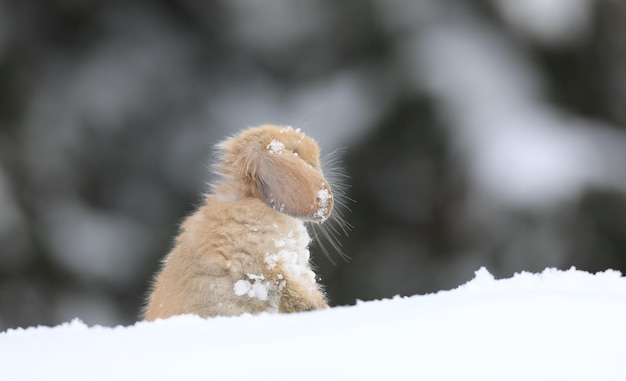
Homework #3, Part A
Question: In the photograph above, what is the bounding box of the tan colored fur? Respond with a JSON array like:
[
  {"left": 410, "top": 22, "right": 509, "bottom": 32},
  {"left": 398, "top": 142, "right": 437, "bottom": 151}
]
[{"left": 143, "top": 125, "right": 332, "bottom": 321}]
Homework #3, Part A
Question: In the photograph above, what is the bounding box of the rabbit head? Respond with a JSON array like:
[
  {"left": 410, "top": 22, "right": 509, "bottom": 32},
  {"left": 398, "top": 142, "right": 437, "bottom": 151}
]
[{"left": 215, "top": 125, "right": 333, "bottom": 222}]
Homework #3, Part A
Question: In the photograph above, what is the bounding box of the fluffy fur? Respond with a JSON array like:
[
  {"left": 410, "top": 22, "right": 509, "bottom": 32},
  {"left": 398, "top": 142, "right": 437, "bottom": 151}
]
[{"left": 143, "top": 125, "right": 333, "bottom": 321}]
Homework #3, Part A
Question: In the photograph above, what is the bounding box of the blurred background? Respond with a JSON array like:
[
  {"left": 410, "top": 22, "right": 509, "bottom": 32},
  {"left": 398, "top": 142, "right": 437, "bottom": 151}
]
[{"left": 2, "top": 0, "right": 626, "bottom": 329}]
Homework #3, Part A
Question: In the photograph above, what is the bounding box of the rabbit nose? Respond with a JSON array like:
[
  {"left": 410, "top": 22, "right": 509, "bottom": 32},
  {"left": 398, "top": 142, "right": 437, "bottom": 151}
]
[{"left": 312, "top": 187, "right": 333, "bottom": 221}]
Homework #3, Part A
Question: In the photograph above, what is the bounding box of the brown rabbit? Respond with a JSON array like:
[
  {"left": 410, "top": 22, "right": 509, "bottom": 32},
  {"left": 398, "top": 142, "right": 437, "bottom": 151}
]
[{"left": 143, "top": 125, "right": 335, "bottom": 320}]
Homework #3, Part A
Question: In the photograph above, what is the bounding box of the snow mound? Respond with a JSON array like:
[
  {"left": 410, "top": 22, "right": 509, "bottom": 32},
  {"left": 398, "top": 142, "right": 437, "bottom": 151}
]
[{"left": 2, "top": 267, "right": 626, "bottom": 381}]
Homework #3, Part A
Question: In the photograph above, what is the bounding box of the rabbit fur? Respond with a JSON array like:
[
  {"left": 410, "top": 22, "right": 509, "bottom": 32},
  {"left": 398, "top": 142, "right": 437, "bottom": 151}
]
[{"left": 143, "top": 125, "right": 333, "bottom": 320}]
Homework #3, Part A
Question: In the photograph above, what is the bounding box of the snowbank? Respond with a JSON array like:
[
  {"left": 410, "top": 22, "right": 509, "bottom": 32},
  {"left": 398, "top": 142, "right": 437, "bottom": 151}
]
[{"left": 2, "top": 268, "right": 625, "bottom": 381}]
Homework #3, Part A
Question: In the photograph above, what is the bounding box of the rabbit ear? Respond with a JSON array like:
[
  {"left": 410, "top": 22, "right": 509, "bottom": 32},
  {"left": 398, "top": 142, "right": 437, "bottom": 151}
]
[{"left": 254, "top": 153, "right": 333, "bottom": 222}]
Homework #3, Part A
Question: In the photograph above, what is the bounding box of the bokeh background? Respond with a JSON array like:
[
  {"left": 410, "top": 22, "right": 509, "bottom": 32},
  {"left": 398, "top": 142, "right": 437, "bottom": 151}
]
[{"left": 2, "top": 0, "right": 626, "bottom": 329}]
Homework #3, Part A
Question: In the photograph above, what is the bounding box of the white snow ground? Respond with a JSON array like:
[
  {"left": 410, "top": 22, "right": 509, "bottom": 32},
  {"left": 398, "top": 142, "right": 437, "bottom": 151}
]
[{"left": 2, "top": 267, "right": 625, "bottom": 381}]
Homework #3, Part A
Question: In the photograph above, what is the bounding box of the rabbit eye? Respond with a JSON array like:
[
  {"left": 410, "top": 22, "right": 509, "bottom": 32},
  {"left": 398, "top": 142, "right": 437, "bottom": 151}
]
[{"left": 289, "top": 149, "right": 299, "bottom": 157}]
